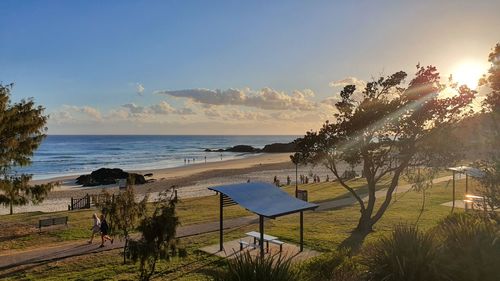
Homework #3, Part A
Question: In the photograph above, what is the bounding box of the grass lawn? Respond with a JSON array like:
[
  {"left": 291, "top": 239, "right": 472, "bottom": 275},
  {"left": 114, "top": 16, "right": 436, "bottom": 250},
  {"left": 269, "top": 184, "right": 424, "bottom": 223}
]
[
  {"left": 0, "top": 170, "right": 459, "bottom": 252},
  {"left": 0, "top": 173, "right": 469, "bottom": 280}
]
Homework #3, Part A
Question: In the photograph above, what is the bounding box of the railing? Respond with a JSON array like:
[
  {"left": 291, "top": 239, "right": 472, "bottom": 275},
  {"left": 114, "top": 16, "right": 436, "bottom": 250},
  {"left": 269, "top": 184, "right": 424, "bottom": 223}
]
[{"left": 69, "top": 194, "right": 91, "bottom": 210}]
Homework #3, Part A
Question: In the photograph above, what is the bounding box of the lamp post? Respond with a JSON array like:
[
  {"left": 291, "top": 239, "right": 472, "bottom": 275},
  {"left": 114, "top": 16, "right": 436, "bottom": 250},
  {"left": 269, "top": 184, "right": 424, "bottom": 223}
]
[{"left": 290, "top": 152, "right": 301, "bottom": 197}]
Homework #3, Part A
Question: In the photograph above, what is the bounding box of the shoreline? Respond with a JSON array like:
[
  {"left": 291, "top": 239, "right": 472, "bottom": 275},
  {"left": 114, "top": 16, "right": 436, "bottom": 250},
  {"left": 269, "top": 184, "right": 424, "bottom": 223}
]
[
  {"left": 31, "top": 153, "right": 293, "bottom": 186},
  {"left": 4, "top": 152, "right": 344, "bottom": 215}
]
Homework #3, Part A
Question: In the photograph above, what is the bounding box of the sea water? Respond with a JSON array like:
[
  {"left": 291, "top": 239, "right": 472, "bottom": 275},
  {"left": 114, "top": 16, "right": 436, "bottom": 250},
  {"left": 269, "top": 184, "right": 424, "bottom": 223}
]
[{"left": 17, "top": 135, "right": 297, "bottom": 180}]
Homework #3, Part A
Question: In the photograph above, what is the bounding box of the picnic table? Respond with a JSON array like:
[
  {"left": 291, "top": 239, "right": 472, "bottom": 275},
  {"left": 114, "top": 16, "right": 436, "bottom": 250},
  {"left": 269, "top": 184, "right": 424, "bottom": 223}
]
[
  {"left": 242, "top": 231, "right": 284, "bottom": 252},
  {"left": 464, "top": 194, "right": 487, "bottom": 211}
]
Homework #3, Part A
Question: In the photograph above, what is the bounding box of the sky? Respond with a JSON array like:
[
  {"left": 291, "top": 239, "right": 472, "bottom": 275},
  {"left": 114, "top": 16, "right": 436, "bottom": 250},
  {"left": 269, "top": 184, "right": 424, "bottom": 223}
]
[{"left": 1, "top": 0, "right": 499, "bottom": 135}]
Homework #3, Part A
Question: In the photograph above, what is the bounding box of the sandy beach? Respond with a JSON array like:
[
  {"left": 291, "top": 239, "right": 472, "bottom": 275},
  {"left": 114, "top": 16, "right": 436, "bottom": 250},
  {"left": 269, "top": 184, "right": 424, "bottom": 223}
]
[{"left": 4, "top": 153, "right": 334, "bottom": 215}]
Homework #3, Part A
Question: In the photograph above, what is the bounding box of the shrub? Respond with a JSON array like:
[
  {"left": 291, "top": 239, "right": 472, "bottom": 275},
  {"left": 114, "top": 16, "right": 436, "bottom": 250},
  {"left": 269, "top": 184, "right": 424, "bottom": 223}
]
[
  {"left": 434, "top": 213, "right": 500, "bottom": 281},
  {"left": 363, "top": 224, "right": 441, "bottom": 281},
  {"left": 212, "top": 251, "right": 300, "bottom": 281}
]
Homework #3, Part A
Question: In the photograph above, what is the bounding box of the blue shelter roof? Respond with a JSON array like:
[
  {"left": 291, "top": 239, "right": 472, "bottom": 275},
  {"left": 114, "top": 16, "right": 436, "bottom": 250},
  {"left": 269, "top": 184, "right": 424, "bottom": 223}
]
[{"left": 209, "top": 182, "right": 319, "bottom": 218}]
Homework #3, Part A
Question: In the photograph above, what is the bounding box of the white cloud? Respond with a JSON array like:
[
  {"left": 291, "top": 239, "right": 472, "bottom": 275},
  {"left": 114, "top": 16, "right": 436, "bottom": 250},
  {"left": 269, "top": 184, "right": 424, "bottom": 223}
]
[
  {"left": 136, "top": 83, "right": 145, "bottom": 96},
  {"left": 329, "top": 77, "right": 366, "bottom": 89},
  {"left": 156, "top": 87, "right": 317, "bottom": 111},
  {"left": 122, "top": 101, "right": 195, "bottom": 116},
  {"left": 63, "top": 105, "right": 102, "bottom": 120}
]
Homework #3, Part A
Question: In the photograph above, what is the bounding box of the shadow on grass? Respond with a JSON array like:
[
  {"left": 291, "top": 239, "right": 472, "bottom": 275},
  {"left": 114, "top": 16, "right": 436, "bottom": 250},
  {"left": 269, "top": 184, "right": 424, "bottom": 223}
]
[{"left": 337, "top": 230, "right": 369, "bottom": 253}]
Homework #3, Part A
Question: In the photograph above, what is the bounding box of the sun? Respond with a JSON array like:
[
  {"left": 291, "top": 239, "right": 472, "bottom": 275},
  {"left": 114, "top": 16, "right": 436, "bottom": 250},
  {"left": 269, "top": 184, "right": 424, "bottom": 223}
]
[{"left": 452, "top": 60, "right": 488, "bottom": 89}]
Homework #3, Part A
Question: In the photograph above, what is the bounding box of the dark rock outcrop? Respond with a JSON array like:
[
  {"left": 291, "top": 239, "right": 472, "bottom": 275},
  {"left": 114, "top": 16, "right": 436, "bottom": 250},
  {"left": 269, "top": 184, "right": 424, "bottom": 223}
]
[
  {"left": 225, "top": 145, "right": 260, "bottom": 153},
  {"left": 262, "top": 142, "right": 297, "bottom": 153},
  {"left": 76, "top": 168, "right": 146, "bottom": 187},
  {"left": 205, "top": 145, "right": 259, "bottom": 153}
]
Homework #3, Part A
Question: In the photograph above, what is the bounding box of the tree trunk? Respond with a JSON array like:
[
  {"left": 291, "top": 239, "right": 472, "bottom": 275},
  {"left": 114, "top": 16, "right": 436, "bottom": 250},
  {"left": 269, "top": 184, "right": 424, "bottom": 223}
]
[
  {"left": 355, "top": 210, "right": 373, "bottom": 234},
  {"left": 9, "top": 202, "right": 13, "bottom": 215}
]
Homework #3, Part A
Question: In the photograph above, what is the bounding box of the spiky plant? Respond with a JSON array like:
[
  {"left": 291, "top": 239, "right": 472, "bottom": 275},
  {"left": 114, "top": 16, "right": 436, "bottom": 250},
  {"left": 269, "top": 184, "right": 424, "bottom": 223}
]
[
  {"left": 434, "top": 213, "right": 500, "bottom": 281},
  {"left": 363, "top": 224, "right": 441, "bottom": 281},
  {"left": 213, "top": 251, "right": 300, "bottom": 281}
]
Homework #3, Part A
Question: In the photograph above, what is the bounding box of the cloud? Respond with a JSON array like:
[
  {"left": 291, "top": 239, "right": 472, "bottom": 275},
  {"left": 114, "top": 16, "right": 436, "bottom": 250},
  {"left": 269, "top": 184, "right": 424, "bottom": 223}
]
[
  {"left": 63, "top": 105, "right": 102, "bottom": 120},
  {"left": 122, "top": 101, "right": 195, "bottom": 116},
  {"left": 156, "top": 87, "right": 317, "bottom": 111},
  {"left": 122, "top": 103, "right": 148, "bottom": 114},
  {"left": 329, "top": 77, "right": 366, "bottom": 89},
  {"left": 136, "top": 83, "right": 145, "bottom": 96}
]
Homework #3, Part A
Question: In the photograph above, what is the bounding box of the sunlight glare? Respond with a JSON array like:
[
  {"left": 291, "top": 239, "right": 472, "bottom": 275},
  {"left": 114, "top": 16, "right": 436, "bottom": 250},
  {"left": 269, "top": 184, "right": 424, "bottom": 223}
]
[{"left": 452, "top": 60, "right": 487, "bottom": 89}]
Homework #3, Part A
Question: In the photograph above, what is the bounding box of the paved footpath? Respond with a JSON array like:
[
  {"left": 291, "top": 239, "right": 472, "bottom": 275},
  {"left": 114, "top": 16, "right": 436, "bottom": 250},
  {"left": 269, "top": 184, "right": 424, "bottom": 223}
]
[{"left": 0, "top": 176, "right": 452, "bottom": 272}]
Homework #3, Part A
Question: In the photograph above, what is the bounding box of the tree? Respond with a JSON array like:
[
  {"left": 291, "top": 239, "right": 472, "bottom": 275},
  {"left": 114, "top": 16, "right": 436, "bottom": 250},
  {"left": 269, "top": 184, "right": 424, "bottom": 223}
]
[
  {"left": 481, "top": 43, "right": 500, "bottom": 115},
  {"left": 403, "top": 167, "right": 439, "bottom": 224},
  {"left": 0, "top": 174, "right": 53, "bottom": 215},
  {"left": 110, "top": 184, "right": 148, "bottom": 264},
  {"left": 128, "top": 189, "right": 184, "bottom": 281},
  {"left": 476, "top": 43, "right": 500, "bottom": 221},
  {"left": 0, "top": 83, "right": 52, "bottom": 214},
  {"left": 296, "top": 65, "right": 475, "bottom": 234}
]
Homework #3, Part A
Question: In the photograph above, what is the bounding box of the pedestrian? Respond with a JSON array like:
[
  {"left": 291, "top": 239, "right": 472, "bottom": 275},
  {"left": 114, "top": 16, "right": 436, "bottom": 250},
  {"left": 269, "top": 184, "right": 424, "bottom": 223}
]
[
  {"left": 287, "top": 175, "right": 291, "bottom": 185},
  {"left": 99, "top": 214, "right": 113, "bottom": 247},
  {"left": 205, "top": 156, "right": 207, "bottom": 163},
  {"left": 273, "top": 175, "right": 277, "bottom": 184},
  {"left": 305, "top": 176, "right": 309, "bottom": 184},
  {"left": 88, "top": 213, "right": 101, "bottom": 244}
]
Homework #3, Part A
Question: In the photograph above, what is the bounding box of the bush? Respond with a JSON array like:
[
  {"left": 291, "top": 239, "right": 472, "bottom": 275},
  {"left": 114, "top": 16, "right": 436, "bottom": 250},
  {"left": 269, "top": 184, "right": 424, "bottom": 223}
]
[
  {"left": 301, "top": 249, "right": 363, "bottom": 281},
  {"left": 363, "top": 224, "right": 441, "bottom": 281},
  {"left": 212, "top": 251, "right": 300, "bottom": 281},
  {"left": 434, "top": 213, "right": 500, "bottom": 281}
]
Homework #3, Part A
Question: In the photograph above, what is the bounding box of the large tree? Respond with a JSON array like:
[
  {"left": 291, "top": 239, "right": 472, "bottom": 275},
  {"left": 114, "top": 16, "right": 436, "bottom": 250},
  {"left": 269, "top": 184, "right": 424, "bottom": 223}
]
[
  {"left": 476, "top": 43, "right": 500, "bottom": 220},
  {"left": 296, "top": 65, "right": 475, "bottom": 234},
  {"left": 0, "top": 83, "right": 52, "bottom": 214}
]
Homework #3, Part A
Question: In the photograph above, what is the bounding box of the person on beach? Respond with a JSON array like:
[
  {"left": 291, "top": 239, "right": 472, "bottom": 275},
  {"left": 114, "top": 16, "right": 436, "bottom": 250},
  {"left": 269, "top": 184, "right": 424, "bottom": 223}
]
[
  {"left": 88, "top": 213, "right": 101, "bottom": 244},
  {"left": 99, "top": 214, "right": 113, "bottom": 247},
  {"left": 287, "top": 176, "right": 291, "bottom": 185}
]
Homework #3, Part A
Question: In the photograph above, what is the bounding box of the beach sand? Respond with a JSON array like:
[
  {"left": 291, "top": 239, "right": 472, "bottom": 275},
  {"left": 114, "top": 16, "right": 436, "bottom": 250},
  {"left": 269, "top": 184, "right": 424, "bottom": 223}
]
[{"left": 5, "top": 153, "right": 343, "bottom": 215}]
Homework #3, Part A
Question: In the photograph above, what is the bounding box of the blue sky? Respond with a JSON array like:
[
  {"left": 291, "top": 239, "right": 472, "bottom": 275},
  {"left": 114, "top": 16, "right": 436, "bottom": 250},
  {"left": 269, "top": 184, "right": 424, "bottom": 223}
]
[{"left": 1, "top": 0, "right": 499, "bottom": 134}]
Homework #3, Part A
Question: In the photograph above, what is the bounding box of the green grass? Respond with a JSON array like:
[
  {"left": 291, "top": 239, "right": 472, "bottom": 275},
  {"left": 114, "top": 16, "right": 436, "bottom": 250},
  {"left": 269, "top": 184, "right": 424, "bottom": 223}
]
[
  {"left": 0, "top": 171, "right": 459, "bottom": 252},
  {"left": 0, "top": 173, "right": 469, "bottom": 280}
]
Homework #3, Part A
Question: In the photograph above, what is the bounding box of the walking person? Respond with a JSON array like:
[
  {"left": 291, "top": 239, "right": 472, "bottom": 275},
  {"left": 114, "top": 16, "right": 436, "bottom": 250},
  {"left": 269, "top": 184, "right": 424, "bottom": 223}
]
[
  {"left": 88, "top": 213, "right": 101, "bottom": 244},
  {"left": 99, "top": 214, "right": 113, "bottom": 247}
]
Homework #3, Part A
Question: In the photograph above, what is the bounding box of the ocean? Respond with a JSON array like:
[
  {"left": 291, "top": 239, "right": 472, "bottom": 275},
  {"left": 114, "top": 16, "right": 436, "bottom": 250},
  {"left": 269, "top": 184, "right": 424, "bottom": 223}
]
[{"left": 18, "top": 135, "right": 298, "bottom": 180}]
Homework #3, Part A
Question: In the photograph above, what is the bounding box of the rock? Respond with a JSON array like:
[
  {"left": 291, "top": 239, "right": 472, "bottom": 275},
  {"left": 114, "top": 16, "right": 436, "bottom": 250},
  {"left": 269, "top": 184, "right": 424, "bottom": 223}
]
[
  {"left": 262, "top": 142, "right": 297, "bottom": 153},
  {"left": 76, "top": 168, "right": 146, "bottom": 187},
  {"left": 225, "top": 145, "right": 260, "bottom": 153}
]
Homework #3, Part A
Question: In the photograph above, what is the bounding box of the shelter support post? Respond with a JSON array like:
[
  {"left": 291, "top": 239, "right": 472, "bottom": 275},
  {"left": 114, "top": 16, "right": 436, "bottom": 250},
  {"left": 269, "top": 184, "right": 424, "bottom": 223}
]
[
  {"left": 452, "top": 171, "right": 456, "bottom": 213},
  {"left": 300, "top": 211, "right": 304, "bottom": 252},
  {"left": 465, "top": 174, "right": 469, "bottom": 211},
  {"left": 219, "top": 193, "right": 223, "bottom": 252},
  {"left": 259, "top": 215, "right": 264, "bottom": 259}
]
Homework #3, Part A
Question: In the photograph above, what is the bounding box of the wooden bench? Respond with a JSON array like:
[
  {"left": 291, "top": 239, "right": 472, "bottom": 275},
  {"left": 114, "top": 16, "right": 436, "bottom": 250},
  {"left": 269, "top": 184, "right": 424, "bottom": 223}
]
[
  {"left": 39, "top": 216, "right": 68, "bottom": 233},
  {"left": 269, "top": 239, "right": 285, "bottom": 252},
  {"left": 239, "top": 239, "right": 284, "bottom": 252},
  {"left": 239, "top": 240, "right": 258, "bottom": 251}
]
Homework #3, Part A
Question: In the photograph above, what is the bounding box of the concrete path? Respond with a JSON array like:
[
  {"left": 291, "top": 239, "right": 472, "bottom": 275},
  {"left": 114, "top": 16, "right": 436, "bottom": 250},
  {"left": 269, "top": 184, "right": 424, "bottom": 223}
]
[
  {"left": 0, "top": 175, "right": 453, "bottom": 272},
  {"left": 0, "top": 216, "right": 258, "bottom": 272}
]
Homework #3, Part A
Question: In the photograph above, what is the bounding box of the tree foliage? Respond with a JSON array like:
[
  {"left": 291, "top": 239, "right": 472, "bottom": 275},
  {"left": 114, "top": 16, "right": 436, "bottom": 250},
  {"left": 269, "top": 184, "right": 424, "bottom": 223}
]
[
  {"left": 296, "top": 65, "right": 475, "bottom": 234},
  {"left": 0, "top": 83, "right": 52, "bottom": 214},
  {"left": 128, "top": 189, "right": 183, "bottom": 281},
  {"left": 481, "top": 43, "right": 500, "bottom": 112}
]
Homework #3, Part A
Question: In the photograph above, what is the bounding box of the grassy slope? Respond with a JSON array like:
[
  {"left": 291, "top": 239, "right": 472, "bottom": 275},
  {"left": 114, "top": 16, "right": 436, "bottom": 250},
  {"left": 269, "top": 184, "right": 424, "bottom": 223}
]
[{"left": 1, "top": 175, "right": 469, "bottom": 280}]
